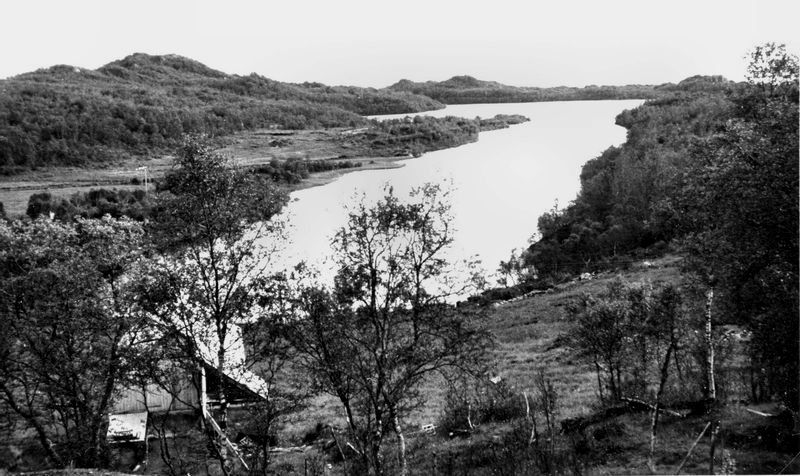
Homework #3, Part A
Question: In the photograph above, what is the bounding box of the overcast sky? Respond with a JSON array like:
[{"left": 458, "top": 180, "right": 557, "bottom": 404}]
[{"left": 2, "top": 0, "right": 798, "bottom": 87}]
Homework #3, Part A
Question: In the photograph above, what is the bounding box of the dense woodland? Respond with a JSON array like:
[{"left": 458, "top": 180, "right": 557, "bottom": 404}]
[
  {"left": 388, "top": 75, "right": 664, "bottom": 104},
  {"left": 0, "top": 45, "right": 797, "bottom": 474}
]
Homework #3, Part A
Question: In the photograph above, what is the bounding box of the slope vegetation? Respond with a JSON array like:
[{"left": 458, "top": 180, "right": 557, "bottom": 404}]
[
  {"left": 0, "top": 53, "right": 443, "bottom": 171},
  {"left": 388, "top": 74, "right": 664, "bottom": 104}
]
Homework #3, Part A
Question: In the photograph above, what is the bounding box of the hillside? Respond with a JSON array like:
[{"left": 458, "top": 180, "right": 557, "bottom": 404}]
[
  {"left": 387, "top": 74, "right": 665, "bottom": 104},
  {"left": 0, "top": 53, "right": 444, "bottom": 171},
  {"left": 268, "top": 256, "right": 798, "bottom": 474}
]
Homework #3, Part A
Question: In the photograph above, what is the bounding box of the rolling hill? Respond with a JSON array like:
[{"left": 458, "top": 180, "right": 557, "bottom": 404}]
[{"left": 0, "top": 53, "right": 444, "bottom": 171}]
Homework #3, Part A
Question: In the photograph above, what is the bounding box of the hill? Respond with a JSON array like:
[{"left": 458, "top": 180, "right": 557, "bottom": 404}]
[
  {"left": 387, "top": 74, "right": 666, "bottom": 104},
  {"left": 0, "top": 53, "right": 444, "bottom": 172}
]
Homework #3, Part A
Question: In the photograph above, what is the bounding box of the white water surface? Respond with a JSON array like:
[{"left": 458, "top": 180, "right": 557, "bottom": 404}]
[{"left": 270, "top": 100, "right": 643, "bottom": 284}]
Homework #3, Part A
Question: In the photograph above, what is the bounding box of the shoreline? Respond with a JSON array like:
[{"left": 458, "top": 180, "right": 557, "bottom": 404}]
[
  {"left": 0, "top": 154, "right": 414, "bottom": 217},
  {"left": 287, "top": 156, "right": 410, "bottom": 192},
  {"left": 0, "top": 115, "right": 522, "bottom": 216}
]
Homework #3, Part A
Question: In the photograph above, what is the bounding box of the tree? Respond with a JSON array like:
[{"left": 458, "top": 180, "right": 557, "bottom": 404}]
[
  {"left": 497, "top": 248, "right": 535, "bottom": 287},
  {"left": 745, "top": 42, "right": 800, "bottom": 92},
  {"left": 0, "top": 216, "right": 151, "bottom": 467},
  {"left": 240, "top": 291, "right": 313, "bottom": 474},
  {"left": 288, "top": 184, "right": 492, "bottom": 475},
  {"left": 146, "top": 137, "right": 287, "bottom": 471},
  {"left": 679, "top": 43, "right": 799, "bottom": 408},
  {"left": 571, "top": 280, "right": 689, "bottom": 470}
]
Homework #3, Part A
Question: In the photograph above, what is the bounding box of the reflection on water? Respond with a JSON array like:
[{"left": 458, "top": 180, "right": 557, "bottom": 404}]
[{"left": 269, "top": 100, "right": 643, "bottom": 286}]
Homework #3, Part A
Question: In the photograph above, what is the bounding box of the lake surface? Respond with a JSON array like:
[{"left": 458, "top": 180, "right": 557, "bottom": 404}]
[{"left": 273, "top": 100, "right": 643, "bottom": 285}]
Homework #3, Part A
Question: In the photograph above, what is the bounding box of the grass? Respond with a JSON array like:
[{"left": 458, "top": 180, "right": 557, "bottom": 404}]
[{"left": 270, "top": 255, "right": 799, "bottom": 474}]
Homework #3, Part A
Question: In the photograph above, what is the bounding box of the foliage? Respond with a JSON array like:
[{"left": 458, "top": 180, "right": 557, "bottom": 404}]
[
  {"left": 252, "top": 157, "right": 362, "bottom": 184},
  {"left": 366, "top": 115, "right": 481, "bottom": 157},
  {"left": 364, "top": 114, "right": 529, "bottom": 159},
  {"left": 519, "top": 43, "right": 798, "bottom": 411},
  {"left": 240, "top": 309, "right": 313, "bottom": 473},
  {"left": 524, "top": 76, "right": 736, "bottom": 277},
  {"left": 26, "top": 188, "right": 154, "bottom": 222},
  {"left": 143, "top": 137, "right": 288, "bottom": 471},
  {"left": 0, "top": 216, "right": 151, "bottom": 467},
  {"left": 678, "top": 43, "right": 799, "bottom": 408},
  {"left": 0, "top": 53, "right": 442, "bottom": 171},
  {"left": 569, "top": 280, "right": 696, "bottom": 403},
  {"left": 287, "top": 184, "right": 492, "bottom": 474},
  {"left": 388, "top": 75, "right": 664, "bottom": 104}
]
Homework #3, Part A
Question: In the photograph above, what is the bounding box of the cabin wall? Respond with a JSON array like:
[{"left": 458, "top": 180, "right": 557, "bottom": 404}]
[{"left": 112, "top": 374, "right": 199, "bottom": 414}]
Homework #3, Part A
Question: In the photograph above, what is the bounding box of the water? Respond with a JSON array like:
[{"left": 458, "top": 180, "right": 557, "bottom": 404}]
[{"left": 272, "top": 100, "right": 643, "bottom": 285}]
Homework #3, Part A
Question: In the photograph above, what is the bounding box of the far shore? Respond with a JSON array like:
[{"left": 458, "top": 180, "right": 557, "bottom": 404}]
[
  {"left": 0, "top": 114, "right": 516, "bottom": 216},
  {"left": 287, "top": 156, "right": 410, "bottom": 191},
  {"left": 0, "top": 155, "right": 410, "bottom": 217}
]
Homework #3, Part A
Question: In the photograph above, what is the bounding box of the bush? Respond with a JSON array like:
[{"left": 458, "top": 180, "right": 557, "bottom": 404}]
[{"left": 438, "top": 380, "right": 527, "bottom": 436}]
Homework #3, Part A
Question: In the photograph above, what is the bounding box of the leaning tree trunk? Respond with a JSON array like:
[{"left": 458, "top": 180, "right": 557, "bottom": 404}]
[{"left": 648, "top": 340, "right": 676, "bottom": 472}]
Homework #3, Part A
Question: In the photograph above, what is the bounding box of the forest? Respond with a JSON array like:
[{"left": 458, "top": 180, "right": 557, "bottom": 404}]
[{"left": 387, "top": 75, "right": 665, "bottom": 104}]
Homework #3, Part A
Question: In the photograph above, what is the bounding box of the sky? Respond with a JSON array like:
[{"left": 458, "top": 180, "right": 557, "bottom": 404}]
[{"left": 2, "top": 0, "right": 798, "bottom": 88}]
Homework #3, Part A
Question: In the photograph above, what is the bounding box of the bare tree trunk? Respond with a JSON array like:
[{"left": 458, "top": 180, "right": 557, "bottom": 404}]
[
  {"left": 216, "top": 343, "right": 229, "bottom": 472},
  {"left": 593, "top": 360, "right": 605, "bottom": 402},
  {"left": 709, "top": 421, "right": 720, "bottom": 475},
  {"left": 705, "top": 287, "right": 716, "bottom": 401},
  {"left": 393, "top": 412, "right": 408, "bottom": 476},
  {"left": 524, "top": 392, "right": 539, "bottom": 445}
]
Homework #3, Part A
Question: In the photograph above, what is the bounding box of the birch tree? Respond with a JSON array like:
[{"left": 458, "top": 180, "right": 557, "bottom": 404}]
[{"left": 289, "top": 184, "right": 492, "bottom": 475}]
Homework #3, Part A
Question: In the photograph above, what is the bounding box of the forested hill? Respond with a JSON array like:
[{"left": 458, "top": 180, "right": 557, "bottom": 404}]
[
  {"left": 524, "top": 74, "right": 739, "bottom": 276},
  {"left": 386, "top": 75, "right": 665, "bottom": 103},
  {"left": 0, "top": 53, "right": 444, "bottom": 171},
  {"left": 515, "top": 48, "right": 798, "bottom": 408}
]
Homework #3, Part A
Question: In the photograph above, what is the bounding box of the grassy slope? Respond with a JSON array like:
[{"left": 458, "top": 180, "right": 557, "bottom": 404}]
[
  {"left": 274, "top": 255, "right": 798, "bottom": 474},
  {"left": 425, "top": 255, "right": 797, "bottom": 475},
  {"left": 489, "top": 256, "right": 684, "bottom": 419}
]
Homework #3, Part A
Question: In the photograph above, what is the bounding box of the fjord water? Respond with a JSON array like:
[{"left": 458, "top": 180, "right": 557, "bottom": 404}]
[{"left": 275, "top": 100, "right": 643, "bottom": 283}]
